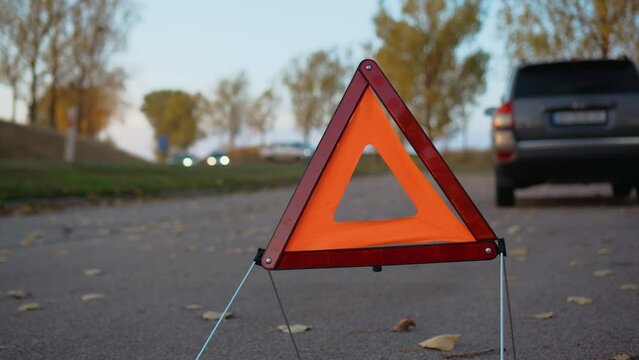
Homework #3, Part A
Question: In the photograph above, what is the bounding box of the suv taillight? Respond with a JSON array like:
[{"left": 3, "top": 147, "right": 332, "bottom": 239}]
[
  {"left": 493, "top": 102, "right": 516, "bottom": 161},
  {"left": 493, "top": 102, "right": 513, "bottom": 129}
]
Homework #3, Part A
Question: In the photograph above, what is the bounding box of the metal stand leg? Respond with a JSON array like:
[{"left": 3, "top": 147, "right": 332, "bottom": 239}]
[{"left": 194, "top": 261, "right": 256, "bottom": 360}]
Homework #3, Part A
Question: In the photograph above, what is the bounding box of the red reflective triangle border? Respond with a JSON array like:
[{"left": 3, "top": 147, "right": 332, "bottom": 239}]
[{"left": 261, "top": 59, "right": 498, "bottom": 270}]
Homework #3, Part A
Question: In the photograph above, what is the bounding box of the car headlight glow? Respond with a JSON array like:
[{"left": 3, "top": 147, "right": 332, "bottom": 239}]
[
  {"left": 219, "top": 155, "right": 230, "bottom": 166},
  {"left": 206, "top": 156, "right": 217, "bottom": 166},
  {"left": 182, "top": 158, "right": 193, "bottom": 167}
]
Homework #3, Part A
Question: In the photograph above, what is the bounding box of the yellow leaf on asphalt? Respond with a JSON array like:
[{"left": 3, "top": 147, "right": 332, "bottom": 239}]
[
  {"left": 138, "top": 244, "right": 153, "bottom": 252},
  {"left": 20, "top": 230, "right": 42, "bottom": 247},
  {"left": 7, "top": 289, "right": 30, "bottom": 299},
  {"left": 610, "top": 353, "right": 632, "bottom": 360},
  {"left": 506, "top": 225, "right": 522, "bottom": 235},
  {"left": 392, "top": 318, "right": 416, "bottom": 332},
  {"left": 17, "top": 303, "right": 41, "bottom": 312},
  {"left": 277, "top": 324, "right": 311, "bottom": 334},
  {"left": 510, "top": 247, "right": 527, "bottom": 262},
  {"left": 183, "top": 244, "right": 197, "bottom": 253},
  {"left": 567, "top": 296, "right": 592, "bottom": 305},
  {"left": 527, "top": 311, "right": 554, "bottom": 320},
  {"left": 185, "top": 304, "right": 202, "bottom": 310},
  {"left": 596, "top": 248, "right": 611, "bottom": 255},
  {"left": 619, "top": 284, "right": 638, "bottom": 291},
  {"left": 568, "top": 260, "right": 584, "bottom": 267},
  {"left": 201, "top": 311, "right": 234, "bottom": 321},
  {"left": 592, "top": 269, "right": 614, "bottom": 277},
  {"left": 510, "top": 248, "right": 527, "bottom": 256},
  {"left": 81, "top": 293, "right": 104, "bottom": 302},
  {"left": 419, "top": 334, "right": 461, "bottom": 351},
  {"left": 225, "top": 247, "right": 243, "bottom": 255},
  {"left": 83, "top": 268, "right": 103, "bottom": 277}
]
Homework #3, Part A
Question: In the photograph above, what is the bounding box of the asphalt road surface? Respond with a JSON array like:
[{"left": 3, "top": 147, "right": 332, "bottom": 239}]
[{"left": 1, "top": 173, "right": 638, "bottom": 360}]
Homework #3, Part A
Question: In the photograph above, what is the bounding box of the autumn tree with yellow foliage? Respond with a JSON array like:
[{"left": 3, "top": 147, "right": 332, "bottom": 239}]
[
  {"left": 499, "top": 0, "right": 639, "bottom": 63},
  {"left": 373, "top": 0, "right": 489, "bottom": 141}
]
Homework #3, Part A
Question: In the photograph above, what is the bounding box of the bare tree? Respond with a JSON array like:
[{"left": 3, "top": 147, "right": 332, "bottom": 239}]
[
  {"left": 207, "top": 72, "right": 249, "bottom": 151},
  {"left": 283, "top": 50, "right": 347, "bottom": 142},
  {"left": 0, "top": 1, "right": 24, "bottom": 123},
  {"left": 14, "top": 0, "right": 56, "bottom": 125},
  {"left": 247, "top": 88, "right": 278, "bottom": 145},
  {"left": 43, "top": 0, "right": 71, "bottom": 128},
  {"left": 68, "top": 0, "right": 136, "bottom": 136}
]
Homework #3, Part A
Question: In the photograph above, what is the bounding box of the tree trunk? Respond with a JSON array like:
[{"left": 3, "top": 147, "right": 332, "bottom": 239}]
[
  {"left": 76, "top": 87, "right": 85, "bottom": 135},
  {"left": 29, "top": 62, "right": 38, "bottom": 125},
  {"left": 228, "top": 132, "right": 234, "bottom": 151},
  {"left": 303, "top": 128, "right": 310, "bottom": 144},
  {"left": 48, "top": 81, "right": 58, "bottom": 129},
  {"left": 10, "top": 82, "right": 18, "bottom": 123}
]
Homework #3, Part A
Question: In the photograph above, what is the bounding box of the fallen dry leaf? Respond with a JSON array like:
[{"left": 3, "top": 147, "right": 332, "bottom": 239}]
[
  {"left": 17, "top": 303, "right": 41, "bottom": 312},
  {"left": 138, "top": 244, "right": 153, "bottom": 252},
  {"left": 596, "top": 248, "right": 611, "bottom": 255},
  {"left": 183, "top": 244, "right": 197, "bottom": 253},
  {"left": 81, "top": 293, "right": 104, "bottom": 302},
  {"left": 510, "top": 247, "right": 528, "bottom": 262},
  {"left": 83, "top": 268, "right": 103, "bottom": 277},
  {"left": 527, "top": 311, "right": 554, "bottom": 320},
  {"left": 6, "top": 289, "right": 30, "bottom": 299},
  {"left": 567, "top": 296, "right": 592, "bottom": 305},
  {"left": 619, "top": 284, "right": 638, "bottom": 291},
  {"left": 592, "top": 269, "right": 614, "bottom": 277},
  {"left": 225, "top": 247, "right": 243, "bottom": 255},
  {"left": 277, "top": 324, "right": 311, "bottom": 334},
  {"left": 610, "top": 353, "right": 632, "bottom": 360},
  {"left": 568, "top": 260, "right": 585, "bottom": 267},
  {"left": 506, "top": 225, "right": 522, "bottom": 235},
  {"left": 419, "top": 334, "right": 461, "bottom": 351},
  {"left": 201, "top": 311, "right": 234, "bottom": 321},
  {"left": 185, "top": 304, "right": 202, "bottom": 310},
  {"left": 392, "top": 318, "right": 416, "bottom": 332},
  {"left": 20, "top": 230, "right": 42, "bottom": 247},
  {"left": 509, "top": 248, "right": 528, "bottom": 256}
]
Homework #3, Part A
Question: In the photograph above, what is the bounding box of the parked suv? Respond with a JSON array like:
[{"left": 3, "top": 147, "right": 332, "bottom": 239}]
[{"left": 491, "top": 58, "right": 639, "bottom": 206}]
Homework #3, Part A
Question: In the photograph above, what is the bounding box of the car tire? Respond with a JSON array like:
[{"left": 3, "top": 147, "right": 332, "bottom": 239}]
[
  {"left": 495, "top": 171, "right": 515, "bottom": 207},
  {"left": 612, "top": 182, "right": 631, "bottom": 198},
  {"left": 496, "top": 184, "right": 515, "bottom": 207}
]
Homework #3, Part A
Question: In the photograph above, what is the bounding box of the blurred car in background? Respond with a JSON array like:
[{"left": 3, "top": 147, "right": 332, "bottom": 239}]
[
  {"left": 204, "top": 150, "right": 230, "bottom": 166},
  {"left": 170, "top": 152, "right": 196, "bottom": 167},
  {"left": 489, "top": 58, "right": 639, "bottom": 206},
  {"left": 259, "top": 142, "right": 313, "bottom": 161}
]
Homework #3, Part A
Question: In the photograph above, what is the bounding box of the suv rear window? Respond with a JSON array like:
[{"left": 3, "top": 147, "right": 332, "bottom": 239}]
[{"left": 513, "top": 60, "right": 639, "bottom": 98}]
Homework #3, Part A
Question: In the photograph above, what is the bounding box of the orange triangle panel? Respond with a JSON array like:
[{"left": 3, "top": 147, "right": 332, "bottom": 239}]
[{"left": 261, "top": 59, "right": 498, "bottom": 270}]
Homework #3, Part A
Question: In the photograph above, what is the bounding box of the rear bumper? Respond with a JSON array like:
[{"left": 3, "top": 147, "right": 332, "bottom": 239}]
[{"left": 496, "top": 136, "right": 639, "bottom": 187}]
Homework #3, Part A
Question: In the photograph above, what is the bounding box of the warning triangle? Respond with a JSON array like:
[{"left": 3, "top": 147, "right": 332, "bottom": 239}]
[{"left": 262, "top": 59, "right": 498, "bottom": 270}]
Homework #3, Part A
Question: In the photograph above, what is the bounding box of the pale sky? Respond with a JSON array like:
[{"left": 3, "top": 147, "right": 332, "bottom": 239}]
[{"left": 0, "top": 0, "right": 509, "bottom": 160}]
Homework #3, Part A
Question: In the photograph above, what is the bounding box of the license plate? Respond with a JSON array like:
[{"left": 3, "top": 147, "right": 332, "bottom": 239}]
[{"left": 552, "top": 110, "right": 607, "bottom": 126}]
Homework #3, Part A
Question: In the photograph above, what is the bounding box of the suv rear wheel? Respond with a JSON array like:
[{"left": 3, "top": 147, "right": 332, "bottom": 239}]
[
  {"left": 612, "top": 182, "right": 632, "bottom": 198},
  {"left": 496, "top": 171, "right": 515, "bottom": 207},
  {"left": 496, "top": 184, "right": 515, "bottom": 207}
]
